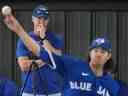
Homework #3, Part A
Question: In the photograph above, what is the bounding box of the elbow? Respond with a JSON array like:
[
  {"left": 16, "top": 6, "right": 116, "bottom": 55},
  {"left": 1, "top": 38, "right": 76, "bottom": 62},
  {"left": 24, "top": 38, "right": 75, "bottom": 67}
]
[{"left": 31, "top": 42, "right": 40, "bottom": 56}]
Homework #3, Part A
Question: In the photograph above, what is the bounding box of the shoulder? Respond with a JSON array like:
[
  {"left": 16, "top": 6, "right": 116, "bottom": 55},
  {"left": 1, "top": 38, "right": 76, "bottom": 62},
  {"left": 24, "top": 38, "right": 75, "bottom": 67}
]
[
  {"left": 46, "top": 32, "right": 64, "bottom": 49},
  {"left": 46, "top": 32, "right": 63, "bottom": 40},
  {"left": 62, "top": 54, "right": 85, "bottom": 65}
]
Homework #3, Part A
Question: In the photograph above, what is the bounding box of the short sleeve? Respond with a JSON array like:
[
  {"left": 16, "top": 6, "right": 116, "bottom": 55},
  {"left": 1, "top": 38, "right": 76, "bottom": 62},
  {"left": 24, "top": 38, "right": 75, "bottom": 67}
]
[{"left": 16, "top": 39, "right": 31, "bottom": 58}]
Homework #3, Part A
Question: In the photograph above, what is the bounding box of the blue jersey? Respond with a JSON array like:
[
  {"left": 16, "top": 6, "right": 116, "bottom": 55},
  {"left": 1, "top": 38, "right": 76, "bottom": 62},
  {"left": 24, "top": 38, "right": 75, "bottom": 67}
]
[
  {"left": 16, "top": 31, "right": 64, "bottom": 94},
  {"left": 39, "top": 49, "right": 120, "bottom": 96},
  {"left": 17, "top": 31, "right": 64, "bottom": 57},
  {"left": 116, "top": 80, "right": 128, "bottom": 96},
  {"left": 0, "top": 76, "right": 18, "bottom": 96}
]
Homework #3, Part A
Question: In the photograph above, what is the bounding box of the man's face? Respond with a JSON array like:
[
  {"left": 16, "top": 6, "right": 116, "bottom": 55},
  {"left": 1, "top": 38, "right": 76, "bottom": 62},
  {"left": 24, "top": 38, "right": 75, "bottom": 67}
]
[
  {"left": 32, "top": 16, "right": 48, "bottom": 38},
  {"left": 89, "top": 48, "right": 111, "bottom": 67}
]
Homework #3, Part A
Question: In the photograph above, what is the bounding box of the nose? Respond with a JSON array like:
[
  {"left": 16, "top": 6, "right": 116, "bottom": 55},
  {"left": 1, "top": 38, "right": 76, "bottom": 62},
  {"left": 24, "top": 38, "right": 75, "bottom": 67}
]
[
  {"left": 37, "top": 24, "right": 42, "bottom": 28},
  {"left": 36, "top": 20, "right": 43, "bottom": 28},
  {"left": 95, "top": 51, "right": 102, "bottom": 58},
  {"left": 38, "top": 20, "right": 43, "bottom": 24},
  {"left": 36, "top": 20, "right": 42, "bottom": 25}
]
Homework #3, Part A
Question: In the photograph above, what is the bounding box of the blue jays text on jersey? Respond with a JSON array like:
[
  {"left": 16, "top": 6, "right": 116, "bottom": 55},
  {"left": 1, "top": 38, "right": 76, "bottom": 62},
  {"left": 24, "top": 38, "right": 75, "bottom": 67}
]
[
  {"left": 69, "top": 81, "right": 110, "bottom": 96},
  {"left": 16, "top": 31, "right": 64, "bottom": 94},
  {"left": 38, "top": 48, "right": 120, "bottom": 96}
]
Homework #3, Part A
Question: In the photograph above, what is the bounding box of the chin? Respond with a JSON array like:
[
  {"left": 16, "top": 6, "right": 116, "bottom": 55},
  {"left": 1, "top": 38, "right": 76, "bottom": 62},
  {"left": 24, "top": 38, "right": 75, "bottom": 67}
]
[{"left": 93, "top": 61, "right": 103, "bottom": 66}]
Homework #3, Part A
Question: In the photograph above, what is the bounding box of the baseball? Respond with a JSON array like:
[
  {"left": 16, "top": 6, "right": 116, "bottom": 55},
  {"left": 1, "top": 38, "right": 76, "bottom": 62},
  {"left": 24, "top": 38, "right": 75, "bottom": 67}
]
[{"left": 1, "top": 5, "right": 12, "bottom": 16}]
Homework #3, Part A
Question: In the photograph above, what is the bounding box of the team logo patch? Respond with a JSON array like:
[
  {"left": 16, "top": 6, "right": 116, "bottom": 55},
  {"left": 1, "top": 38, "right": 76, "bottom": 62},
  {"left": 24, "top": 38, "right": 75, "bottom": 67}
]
[{"left": 95, "top": 38, "right": 105, "bottom": 45}]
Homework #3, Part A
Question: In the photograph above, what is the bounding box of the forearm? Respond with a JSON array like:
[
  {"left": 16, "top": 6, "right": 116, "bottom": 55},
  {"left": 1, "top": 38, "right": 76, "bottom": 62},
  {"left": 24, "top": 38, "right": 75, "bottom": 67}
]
[
  {"left": 16, "top": 31, "right": 40, "bottom": 56},
  {"left": 18, "top": 58, "right": 46, "bottom": 71},
  {"left": 4, "top": 15, "right": 40, "bottom": 56}
]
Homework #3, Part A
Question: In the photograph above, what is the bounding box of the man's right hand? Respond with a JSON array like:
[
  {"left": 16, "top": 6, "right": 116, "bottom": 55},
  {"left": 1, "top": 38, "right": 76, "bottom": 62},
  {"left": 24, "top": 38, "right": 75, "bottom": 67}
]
[
  {"left": 18, "top": 57, "right": 46, "bottom": 72},
  {"left": 4, "top": 15, "right": 25, "bottom": 34}
]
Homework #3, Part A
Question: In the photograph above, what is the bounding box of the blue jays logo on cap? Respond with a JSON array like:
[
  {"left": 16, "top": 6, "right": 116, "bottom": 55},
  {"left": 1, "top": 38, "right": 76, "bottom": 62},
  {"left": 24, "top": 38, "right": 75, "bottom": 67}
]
[
  {"left": 32, "top": 5, "right": 48, "bottom": 19},
  {"left": 95, "top": 38, "right": 105, "bottom": 45},
  {"left": 89, "top": 37, "right": 112, "bottom": 52}
]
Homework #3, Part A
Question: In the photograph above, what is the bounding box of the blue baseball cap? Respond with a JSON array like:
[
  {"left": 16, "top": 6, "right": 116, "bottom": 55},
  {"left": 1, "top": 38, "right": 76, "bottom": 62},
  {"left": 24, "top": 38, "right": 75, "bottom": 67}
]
[
  {"left": 32, "top": 5, "right": 48, "bottom": 20},
  {"left": 89, "top": 37, "right": 112, "bottom": 52}
]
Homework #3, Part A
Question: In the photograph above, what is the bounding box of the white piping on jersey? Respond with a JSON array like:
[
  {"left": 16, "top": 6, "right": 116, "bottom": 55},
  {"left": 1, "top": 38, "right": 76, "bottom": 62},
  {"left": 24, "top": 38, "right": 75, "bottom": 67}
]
[
  {"left": 81, "top": 72, "right": 89, "bottom": 76},
  {"left": 44, "top": 48, "right": 56, "bottom": 69}
]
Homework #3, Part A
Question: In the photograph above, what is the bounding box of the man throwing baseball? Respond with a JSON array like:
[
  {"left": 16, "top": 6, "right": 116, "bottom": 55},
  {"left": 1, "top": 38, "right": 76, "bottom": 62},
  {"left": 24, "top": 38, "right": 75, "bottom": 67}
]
[{"left": 2, "top": 5, "right": 64, "bottom": 96}]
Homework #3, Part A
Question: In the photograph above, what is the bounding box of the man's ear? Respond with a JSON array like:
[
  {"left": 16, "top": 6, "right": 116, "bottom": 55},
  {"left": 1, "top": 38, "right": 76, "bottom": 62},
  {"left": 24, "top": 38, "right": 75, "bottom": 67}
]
[
  {"left": 45, "top": 19, "right": 49, "bottom": 27},
  {"left": 107, "top": 53, "right": 112, "bottom": 60}
]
